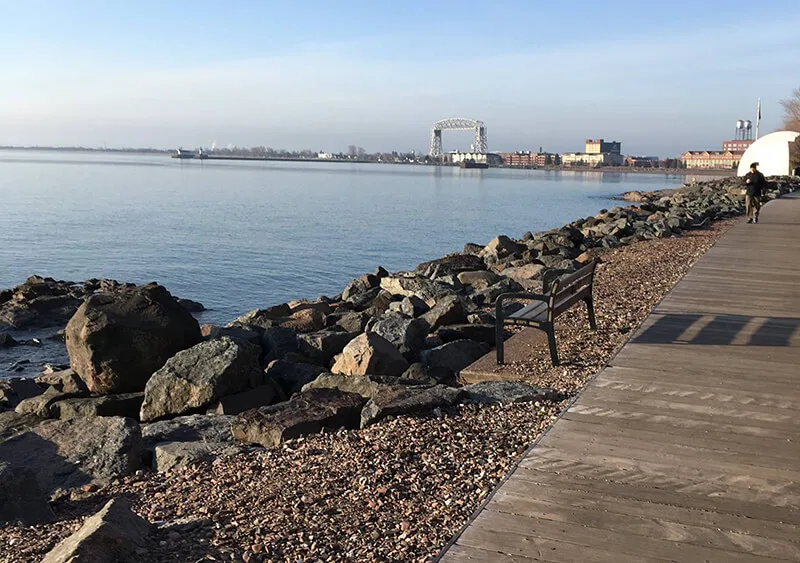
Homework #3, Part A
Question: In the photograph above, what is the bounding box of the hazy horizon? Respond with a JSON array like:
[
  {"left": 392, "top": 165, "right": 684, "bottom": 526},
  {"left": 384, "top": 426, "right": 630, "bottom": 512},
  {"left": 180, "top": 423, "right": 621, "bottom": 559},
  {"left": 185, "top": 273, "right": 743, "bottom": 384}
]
[{"left": 3, "top": 1, "right": 798, "bottom": 157}]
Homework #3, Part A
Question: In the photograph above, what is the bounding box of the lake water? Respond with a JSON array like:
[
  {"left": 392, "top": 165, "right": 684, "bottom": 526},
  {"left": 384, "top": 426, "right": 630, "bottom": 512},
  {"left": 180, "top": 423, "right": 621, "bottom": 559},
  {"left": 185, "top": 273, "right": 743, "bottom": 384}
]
[{"left": 1, "top": 150, "right": 694, "bottom": 328}]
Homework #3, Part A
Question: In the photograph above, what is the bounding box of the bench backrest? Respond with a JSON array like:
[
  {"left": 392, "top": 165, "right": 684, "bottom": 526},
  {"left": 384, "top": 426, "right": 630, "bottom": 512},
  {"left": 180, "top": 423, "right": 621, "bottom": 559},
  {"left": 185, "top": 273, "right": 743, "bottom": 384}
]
[{"left": 548, "top": 260, "right": 597, "bottom": 320}]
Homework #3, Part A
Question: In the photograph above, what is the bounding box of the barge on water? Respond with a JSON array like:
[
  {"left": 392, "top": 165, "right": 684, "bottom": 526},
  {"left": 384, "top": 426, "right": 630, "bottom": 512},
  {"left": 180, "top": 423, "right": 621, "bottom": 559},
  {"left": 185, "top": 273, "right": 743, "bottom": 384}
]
[{"left": 459, "top": 159, "right": 488, "bottom": 169}]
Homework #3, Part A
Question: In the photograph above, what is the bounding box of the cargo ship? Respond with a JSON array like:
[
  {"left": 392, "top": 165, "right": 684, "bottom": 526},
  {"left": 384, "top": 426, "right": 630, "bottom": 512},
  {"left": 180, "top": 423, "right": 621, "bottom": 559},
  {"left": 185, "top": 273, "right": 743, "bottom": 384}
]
[{"left": 173, "top": 148, "right": 197, "bottom": 159}]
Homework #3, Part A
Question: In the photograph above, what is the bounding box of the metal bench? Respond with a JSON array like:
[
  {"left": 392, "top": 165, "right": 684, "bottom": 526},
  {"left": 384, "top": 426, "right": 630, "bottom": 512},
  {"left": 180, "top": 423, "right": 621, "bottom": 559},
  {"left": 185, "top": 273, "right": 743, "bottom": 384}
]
[{"left": 495, "top": 260, "right": 598, "bottom": 365}]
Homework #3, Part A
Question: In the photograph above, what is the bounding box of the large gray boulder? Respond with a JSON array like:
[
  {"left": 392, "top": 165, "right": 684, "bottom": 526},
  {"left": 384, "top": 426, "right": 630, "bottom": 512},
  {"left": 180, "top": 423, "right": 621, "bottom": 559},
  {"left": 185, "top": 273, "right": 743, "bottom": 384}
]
[
  {"left": 41, "top": 498, "right": 150, "bottom": 563},
  {"left": 0, "top": 462, "right": 54, "bottom": 525},
  {"left": 15, "top": 387, "right": 79, "bottom": 418},
  {"left": 65, "top": 283, "right": 202, "bottom": 394},
  {"left": 140, "top": 337, "right": 262, "bottom": 422},
  {"left": 415, "top": 253, "right": 487, "bottom": 278},
  {"left": 421, "top": 339, "right": 491, "bottom": 374},
  {"left": 379, "top": 276, "right": 453, "bottom": 306},
  {"left": 331, "top": 332, "right": 409, "bottom": 377},
  {"left": 207, "top": 384, "right": 277, "bottom": 415},
  {"left": 360, "top": 385, "right": 464, "bottom": 428},
  {"left": 233, "top": 388, "right": 365, "bottom": 448},
  {"left": 141, "top": 414, "right": 235, "bottom": 451},
  {"left": 422, "top": 295, "right": 467, "bottom": 331},
  {"left": 35, "top": 369, "right": 88, "bottom": 394},
  {"left": 456, "top": 270, "right": 502, "bottom": 291},
  {"left": 263, "top": 359, "right": 328, "bottom": 398},
  {"left": 437, "top": 324, "right": 497, "bottom": 346},
  {"left": 480, "top": 235, "right": 526, "bottom": 259},
  {"left": 298, "top": 330, "right": 359, "bottom": 365},
  {"left": 0, "top": 411, "right": 46, "bottom": 442},
  {"left": 261, "top": 326, "right": 299, "bottom": 362},
  {"left": 228, "top": 304, "right": 291, "bottom": 329},
  {"left": 301, "top": 373, "right": 392, "bottom": 399},
  {"left": 152, "top": 441, "right": 240, "bottom": 473},
  {"left": 50, "top": 393, "right": 144, "bottom": 421},
  {"left": 0, "top": 416, "right": 142, "bottom": 493},
  {"left": 366, "top": 312, "right": 429, "bottom": 360}
]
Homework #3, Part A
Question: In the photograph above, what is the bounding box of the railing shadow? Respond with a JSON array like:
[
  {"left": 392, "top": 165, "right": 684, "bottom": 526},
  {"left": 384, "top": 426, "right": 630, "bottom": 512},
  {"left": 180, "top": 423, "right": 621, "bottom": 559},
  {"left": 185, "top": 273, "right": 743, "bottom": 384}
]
[{"left": 632, "top": 313, "right": 800, "bottom": 347}]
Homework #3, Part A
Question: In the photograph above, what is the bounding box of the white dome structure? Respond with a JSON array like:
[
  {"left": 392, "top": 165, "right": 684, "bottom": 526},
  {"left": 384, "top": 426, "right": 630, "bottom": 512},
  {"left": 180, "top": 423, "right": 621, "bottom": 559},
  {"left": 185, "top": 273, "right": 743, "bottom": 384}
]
[{"left": 737, "top": 131, "right": 800, "bottom": 176}]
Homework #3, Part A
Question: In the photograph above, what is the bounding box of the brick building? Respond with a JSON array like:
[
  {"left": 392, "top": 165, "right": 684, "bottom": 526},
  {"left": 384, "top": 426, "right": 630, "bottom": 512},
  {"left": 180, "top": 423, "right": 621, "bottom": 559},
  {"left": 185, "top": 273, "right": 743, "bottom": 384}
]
[{"left": 679, "top": 150, "right": 739, "bottom": 169}]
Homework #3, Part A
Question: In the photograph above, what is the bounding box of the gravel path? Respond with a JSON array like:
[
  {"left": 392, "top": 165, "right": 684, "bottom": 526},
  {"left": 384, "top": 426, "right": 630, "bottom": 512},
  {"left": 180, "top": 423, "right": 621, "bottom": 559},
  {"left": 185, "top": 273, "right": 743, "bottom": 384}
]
[{"left": 0, "top": 218, "right": 736, "bottom": 563}]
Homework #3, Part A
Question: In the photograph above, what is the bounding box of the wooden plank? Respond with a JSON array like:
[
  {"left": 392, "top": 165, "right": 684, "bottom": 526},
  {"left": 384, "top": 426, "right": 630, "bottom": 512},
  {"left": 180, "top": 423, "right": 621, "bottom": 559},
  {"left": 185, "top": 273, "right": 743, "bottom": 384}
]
[
  {"left": 492, "top": 478, "right": 800, "bottom": 544},
  {"left": 437, "top": 194, "right": 800, "bottom": 562},
  {"left": 461, "top": 509, "right": 796, "bottom": 562},
  {"left": 488, "top": 490, "right": 800, "bottom": 560},
  {"left": 510, "top": 467, "right": 800, "bottom": 525}
]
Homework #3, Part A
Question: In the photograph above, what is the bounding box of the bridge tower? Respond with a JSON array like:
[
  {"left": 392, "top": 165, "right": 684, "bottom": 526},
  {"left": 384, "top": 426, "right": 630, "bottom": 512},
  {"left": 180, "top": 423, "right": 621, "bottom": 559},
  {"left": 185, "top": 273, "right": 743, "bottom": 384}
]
[{"left": 429, "top": 118, "right": 488, "bottom": 158}]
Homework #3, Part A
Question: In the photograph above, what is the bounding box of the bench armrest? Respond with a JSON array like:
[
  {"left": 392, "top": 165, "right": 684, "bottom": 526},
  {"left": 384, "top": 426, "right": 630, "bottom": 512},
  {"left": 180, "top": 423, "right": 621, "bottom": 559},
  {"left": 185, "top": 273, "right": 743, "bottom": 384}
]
[{"left": 495, "top": 291, "right": 550, "bottom": 322}]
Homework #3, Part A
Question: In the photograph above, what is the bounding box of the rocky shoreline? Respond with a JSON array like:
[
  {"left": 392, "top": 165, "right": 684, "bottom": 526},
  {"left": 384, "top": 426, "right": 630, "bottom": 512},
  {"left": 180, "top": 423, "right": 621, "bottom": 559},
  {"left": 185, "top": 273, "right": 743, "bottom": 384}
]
[{"left": 1, "top": 175, "right": 798, "bottom": 562}]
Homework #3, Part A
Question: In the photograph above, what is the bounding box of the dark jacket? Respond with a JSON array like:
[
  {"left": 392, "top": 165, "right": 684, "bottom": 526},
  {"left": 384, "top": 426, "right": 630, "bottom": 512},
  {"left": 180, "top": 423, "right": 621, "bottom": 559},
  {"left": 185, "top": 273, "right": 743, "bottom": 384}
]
[{"left": 744, "top": 169, "right": 766, "bottom": 196}]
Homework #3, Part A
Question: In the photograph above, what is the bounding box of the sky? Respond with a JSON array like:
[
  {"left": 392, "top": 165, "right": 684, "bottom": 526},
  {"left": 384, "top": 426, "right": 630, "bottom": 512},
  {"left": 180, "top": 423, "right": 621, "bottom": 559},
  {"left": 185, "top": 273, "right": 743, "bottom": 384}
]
[{"left": 1, "top": 0, "right": 799, "bottom": 157}]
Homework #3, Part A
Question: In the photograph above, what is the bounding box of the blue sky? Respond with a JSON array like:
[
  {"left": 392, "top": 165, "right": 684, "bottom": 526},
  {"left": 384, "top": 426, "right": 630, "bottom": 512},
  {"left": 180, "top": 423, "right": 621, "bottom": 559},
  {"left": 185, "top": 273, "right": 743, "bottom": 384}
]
[{"left": 2, "top": 0, "right": 799, "bottom": 156}]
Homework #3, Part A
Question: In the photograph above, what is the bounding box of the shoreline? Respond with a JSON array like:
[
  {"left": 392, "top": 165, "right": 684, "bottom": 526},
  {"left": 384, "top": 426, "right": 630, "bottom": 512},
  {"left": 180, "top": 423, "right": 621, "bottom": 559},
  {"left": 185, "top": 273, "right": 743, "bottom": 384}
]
[{"left": 2, "top": 176, "right": 799, "bottom": 561}]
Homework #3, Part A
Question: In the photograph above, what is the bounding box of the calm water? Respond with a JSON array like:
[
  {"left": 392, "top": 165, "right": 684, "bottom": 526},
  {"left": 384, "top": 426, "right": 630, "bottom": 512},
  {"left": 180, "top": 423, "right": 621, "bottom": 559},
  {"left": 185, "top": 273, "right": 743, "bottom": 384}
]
[{"left": 1, "top": 150, "right": 693, "bottom": 327}]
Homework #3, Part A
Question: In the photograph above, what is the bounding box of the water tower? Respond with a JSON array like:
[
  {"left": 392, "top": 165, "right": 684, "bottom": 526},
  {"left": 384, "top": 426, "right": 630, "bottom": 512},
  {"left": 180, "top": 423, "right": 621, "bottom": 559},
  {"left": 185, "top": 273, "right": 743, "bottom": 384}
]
[
  {"left": 735, "top": 120, "right": 744, "bottom": 140},
  {"left": 743, "top": 120, "right": 753, "bottom": 140}
]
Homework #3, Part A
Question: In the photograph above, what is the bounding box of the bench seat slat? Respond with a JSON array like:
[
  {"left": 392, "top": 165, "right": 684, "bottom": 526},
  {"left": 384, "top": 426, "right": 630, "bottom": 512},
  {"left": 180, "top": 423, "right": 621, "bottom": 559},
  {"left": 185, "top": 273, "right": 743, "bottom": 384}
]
[{"left": 509, "top": 300, "right": 549, "bottom": 322}]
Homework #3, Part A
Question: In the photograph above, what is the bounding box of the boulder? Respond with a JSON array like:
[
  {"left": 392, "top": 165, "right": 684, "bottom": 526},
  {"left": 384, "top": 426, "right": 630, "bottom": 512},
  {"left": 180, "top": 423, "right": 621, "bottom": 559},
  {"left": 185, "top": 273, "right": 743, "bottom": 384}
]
[
  {"left": 379, "top": 276, "right": 452, "bottom": 305},
  {"left": 14, "top": 387, "right": 74, "bottom": 418},
  {"left": 202, "top": 324, "right": 263, "bottom": 347},
  {"left": 140, "top": 337, "right": 262, "bottom": 422},
  {"left": 0, "top": 416, "right": 142, "bottom": 493},
  {"left": 0, "top": 462, "right": 54, "bottom": 525},
  {"left": 41, "top": 498, "right": 150, "bottom": 563},
  {"left": 152, "top": 441, "right": 240, "bottom": 473},
  {"left": 0, "top": 377, "right": 44, "bottom": 409},
  {"left": 476, "top": 278, "right": 525, "bottom": 305},
  {"left": 399, "top": 363, "right": 439, "bottom": 385},
  {"left": 207, "top": 384, "right": 277, "bottom": 415},
  {"left": 263, "top": 359, "right": 328, "bottom": 398},
  {"left": 261, "top": 326, "right": 299, "bottom": 363},
  {"left": 422, "top": 295, "right": 467, "bottom": 331},
  {"left": 389, "top": 295, "right": 430, "bottom": 318},
  {"left": 35, "top": 369, "right": 88, "bottom": 394},
  {"left": 301, "top": 372, "right": 391, "bottom": 399},
  {"left": 415, "top": 253, "right": 487, "bottom": 278},
  {"left": 141, "top": 414, "right": 235, "bottom": 450},
  {"left": 50, "top": 393, "right": 144, "bottom": 421},
  {"left": 342, "top": 273, "right": 380, "bottom": 301},
  {"left": 281, "top": 308, "right": 326, "bottom": 334},
  {"left": 331, "top": 332, "right": 409, "bottom": 377},
  {"left": 0, "top": 411, "right": 46, "bottom": 442},
  {"left": 421, "top": 339, "right": 491, "bottom": 374},
  {"left": 436, "top": 324, "right": 497, "bottom": 346},
  {"left": 332, "top": 311, "right": 371, "bottom": 333},
  {"left": 232, "top": 388, "right": 365, "bottom": 448},
  {"left": 298, "top": 330, "right": 359, "bottom": 366},
  {"left": 456, "top": 270, "right": 502, "bottom": 290},
  {"left": 501, "top": 264, "right": 547, "bottom": 286},
  {"left": 480, "top": 235, "right": 526, "bottom": 259},
  {"left": 65, "top": 283, "right": 202, "bottom": 394},
  {"left": 229, "top": 304, "right": 291, "bottom": 329},
  {"left": 177, "top": 298, "right": 205, "bottom": 313},
  {"left": 366, "top": 312, "right": 429, "bottom": 360},
  {"left": 360, "top": 385, "right": 464, "bottom": 428},
  {"left": 461, "top": 381, "right": 563, "bottom": 404}
]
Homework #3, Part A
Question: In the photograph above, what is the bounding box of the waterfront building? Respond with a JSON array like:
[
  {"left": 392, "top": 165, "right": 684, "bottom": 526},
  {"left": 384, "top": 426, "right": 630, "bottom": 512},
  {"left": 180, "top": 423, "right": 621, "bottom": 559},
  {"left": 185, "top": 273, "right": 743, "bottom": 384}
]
[
  {"left": 624, "top": 156, "right": 660, "bottom": 168},
  {"left": 585, "top": 139, "right": 622, "bottom": 155},
  {"left": 445, "top": 151, "right": 488, "bottom": 164},
  {"left": 561, "top": 151, "right": 624, "bottom": 167},
  {"left": 722, "top": 140, "right": 754, "bottom": 153},
  {"left": 679, "top": 150, "right": 739, "bottom": 169}
]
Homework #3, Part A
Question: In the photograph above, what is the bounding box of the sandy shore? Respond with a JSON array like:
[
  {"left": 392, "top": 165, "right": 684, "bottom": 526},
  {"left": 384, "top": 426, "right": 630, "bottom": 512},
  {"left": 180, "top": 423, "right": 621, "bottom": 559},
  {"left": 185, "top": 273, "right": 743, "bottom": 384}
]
[{"left": 0, "top": 217, "right": 737, "bottom": 562}]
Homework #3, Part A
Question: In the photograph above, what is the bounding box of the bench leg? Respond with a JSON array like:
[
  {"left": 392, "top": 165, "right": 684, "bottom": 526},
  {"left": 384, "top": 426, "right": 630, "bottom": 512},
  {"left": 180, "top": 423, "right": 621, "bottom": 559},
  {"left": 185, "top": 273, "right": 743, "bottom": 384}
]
[
  {"left": 585, "top": 297, "right": 597, "bottom": 330},
  {"left": 546, "top": 325, "right": 559, "bottom": 366},
  {"left": 496, "top": 323, "right": 505, "bottom": 365}
]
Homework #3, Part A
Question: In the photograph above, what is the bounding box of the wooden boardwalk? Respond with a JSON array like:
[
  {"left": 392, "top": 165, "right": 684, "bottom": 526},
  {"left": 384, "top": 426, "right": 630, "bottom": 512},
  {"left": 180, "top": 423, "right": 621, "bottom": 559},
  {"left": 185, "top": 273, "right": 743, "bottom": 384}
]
[{"left": 438, "top": 193, "right": 800, "bottom": 562}]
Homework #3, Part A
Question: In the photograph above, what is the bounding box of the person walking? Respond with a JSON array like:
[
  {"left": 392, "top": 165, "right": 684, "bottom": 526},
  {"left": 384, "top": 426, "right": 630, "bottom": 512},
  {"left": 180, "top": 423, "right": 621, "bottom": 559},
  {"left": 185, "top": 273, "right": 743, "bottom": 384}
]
[{"left": 744, "top": 162, "right": 766, "bottom": 223}]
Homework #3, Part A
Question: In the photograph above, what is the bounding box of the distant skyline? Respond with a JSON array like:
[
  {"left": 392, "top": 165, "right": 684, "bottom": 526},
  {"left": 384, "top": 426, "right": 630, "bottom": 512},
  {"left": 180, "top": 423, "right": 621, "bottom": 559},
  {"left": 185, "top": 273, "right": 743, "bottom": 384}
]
[{"left": 2, "top": 1, "right": 799, "bottom": 157}]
